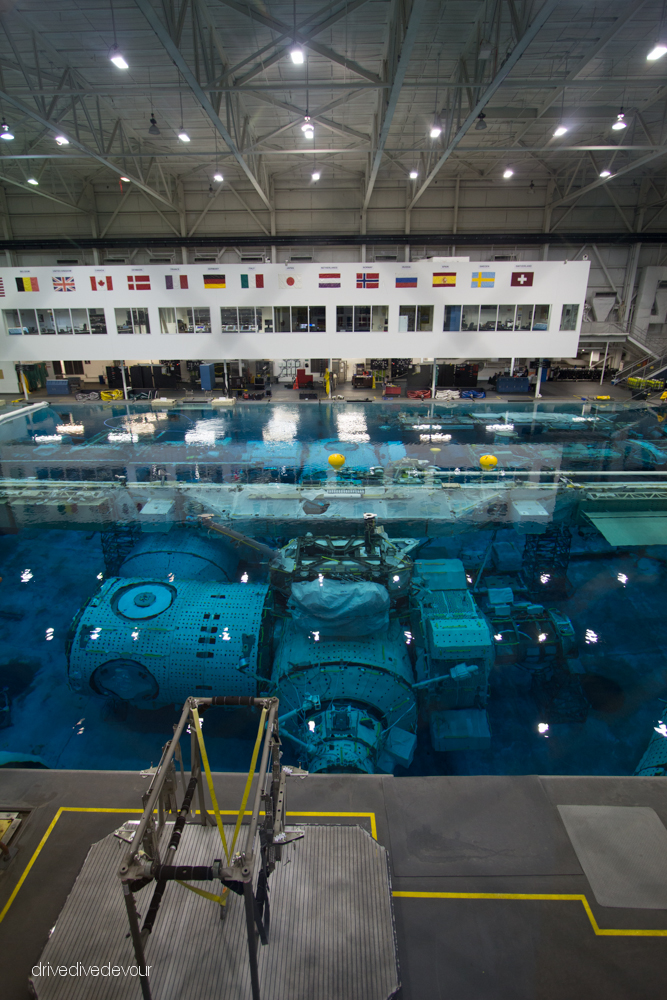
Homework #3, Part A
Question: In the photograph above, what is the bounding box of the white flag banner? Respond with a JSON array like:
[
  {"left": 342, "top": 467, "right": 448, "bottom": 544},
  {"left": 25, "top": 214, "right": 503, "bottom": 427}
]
[{"left": 279, "top": 274, "right": 302, "bottom": 289}]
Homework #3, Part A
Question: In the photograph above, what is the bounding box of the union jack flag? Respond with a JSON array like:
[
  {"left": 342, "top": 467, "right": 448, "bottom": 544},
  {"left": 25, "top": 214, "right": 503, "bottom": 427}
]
[
  {"left": 357, "top": 272, "right": 379, "bottom": 289},
  {"left": 52, "top": 276, "right": 76, "bottom": 292}
]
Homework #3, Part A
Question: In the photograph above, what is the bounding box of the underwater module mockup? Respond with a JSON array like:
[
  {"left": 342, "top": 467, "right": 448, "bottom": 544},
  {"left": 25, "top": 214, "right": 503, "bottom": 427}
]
[{"left": 67, "top": 519, "right": 578, "bottom": 774}]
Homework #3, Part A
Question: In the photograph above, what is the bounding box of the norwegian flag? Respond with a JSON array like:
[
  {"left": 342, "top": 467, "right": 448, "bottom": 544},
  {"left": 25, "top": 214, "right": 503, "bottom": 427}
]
[
  {"left": 90, "top": 276, "right": 114, "bottom": 291},
  {"left": 357, "top": 272, "right": 379, "bottom": 289},
  {"left": 0, "top": 277, "right": 4, "bottom": 297},
  {"left": 52, "top": 276, "right": 76, "bottom": 292},
  {"left": 128, "top": 274, "right": 151, "bottom": 291}
]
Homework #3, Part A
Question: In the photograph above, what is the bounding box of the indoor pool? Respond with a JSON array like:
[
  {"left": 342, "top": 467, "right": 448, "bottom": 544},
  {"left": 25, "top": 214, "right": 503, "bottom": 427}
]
[{"left": 1, "top": 397, "right": 666, "bottom": 779}]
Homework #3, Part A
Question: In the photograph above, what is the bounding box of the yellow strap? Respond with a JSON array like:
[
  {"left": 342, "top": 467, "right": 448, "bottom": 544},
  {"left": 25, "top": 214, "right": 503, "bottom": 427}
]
[
  {"left": 231, "top": 706, "right": 268, "bottom": 856},
  {"left": 175, "top": 880, "right": 229, "bottom": 907},
  {"left": 190, "top": 707, "right": 230, "bottom": 862}
]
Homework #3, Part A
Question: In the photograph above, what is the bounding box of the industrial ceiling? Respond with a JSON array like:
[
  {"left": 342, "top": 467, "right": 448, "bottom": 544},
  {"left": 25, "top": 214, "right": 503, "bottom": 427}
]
[{"left": 1, "top": 0, "right": 667, "bottom": 251}]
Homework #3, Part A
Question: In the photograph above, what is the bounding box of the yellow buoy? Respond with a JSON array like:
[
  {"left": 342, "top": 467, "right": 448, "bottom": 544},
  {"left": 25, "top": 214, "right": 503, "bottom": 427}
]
[
  {"left": 328, "top": 453, "right": 346, "bottom": 469},
  {"left": 479, "top": 454, "right": 498, "bottom": 469}
]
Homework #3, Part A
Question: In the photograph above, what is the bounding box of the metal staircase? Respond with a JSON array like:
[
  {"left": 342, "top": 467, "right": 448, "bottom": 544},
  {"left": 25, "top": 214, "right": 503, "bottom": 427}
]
[{"left": 612, "top": 353, "right": 667, "bottom": 385}]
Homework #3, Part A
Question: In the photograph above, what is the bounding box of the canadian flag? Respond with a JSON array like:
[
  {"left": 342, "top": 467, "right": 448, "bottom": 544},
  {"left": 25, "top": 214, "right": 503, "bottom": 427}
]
[{"left": 89, "top": 276, "right": 114, "bottom": 291}]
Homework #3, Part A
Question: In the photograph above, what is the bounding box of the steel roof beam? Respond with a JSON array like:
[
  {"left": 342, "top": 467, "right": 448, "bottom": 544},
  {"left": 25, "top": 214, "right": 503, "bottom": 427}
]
[
  {"left": 363, "top": 0, "right": 427, "bottom": 211},
  {"left": 135, "top": 0, "right": 271, "bottom": 211},
  {"left": 408, "top": 0, "right": 560, "bottom": 210}
]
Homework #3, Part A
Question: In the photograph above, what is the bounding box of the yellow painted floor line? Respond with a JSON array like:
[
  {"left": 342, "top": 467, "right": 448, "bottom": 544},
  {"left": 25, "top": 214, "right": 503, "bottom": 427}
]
[
  {"left": 0, "top": 805, "right": 377, "bottom": 925},
  {"left": 392, "top": 891, "right": 667, "bottom": 938}
]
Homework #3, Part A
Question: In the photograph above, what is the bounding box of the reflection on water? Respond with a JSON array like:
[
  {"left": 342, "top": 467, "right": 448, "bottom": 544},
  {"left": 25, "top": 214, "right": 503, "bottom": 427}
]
[{"left": 0, "top": 399, "right": 666, "bottom": 778}]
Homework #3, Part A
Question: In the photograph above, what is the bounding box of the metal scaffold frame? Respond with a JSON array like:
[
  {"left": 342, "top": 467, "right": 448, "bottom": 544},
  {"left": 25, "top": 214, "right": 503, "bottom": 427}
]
[{"left": 117, "top": 694, "right": 303, "bottom": 1000}]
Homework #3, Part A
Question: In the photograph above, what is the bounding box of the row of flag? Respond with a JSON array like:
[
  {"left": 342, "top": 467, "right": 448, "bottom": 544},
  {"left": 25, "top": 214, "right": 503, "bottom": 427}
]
[{"left": 9, "top": 271, "right": 536, "bottom": 294}]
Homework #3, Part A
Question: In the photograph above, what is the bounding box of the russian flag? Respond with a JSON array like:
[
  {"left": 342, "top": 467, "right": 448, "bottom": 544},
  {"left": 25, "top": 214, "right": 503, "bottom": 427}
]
[{"left": 396, "top": 276, "right": 417, "bottom": 288}]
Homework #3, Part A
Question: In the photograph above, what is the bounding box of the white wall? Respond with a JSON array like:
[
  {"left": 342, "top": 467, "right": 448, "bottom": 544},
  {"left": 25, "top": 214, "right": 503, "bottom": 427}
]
[{"left": 0, "top": 259, "right": 589, "bottom": 363}]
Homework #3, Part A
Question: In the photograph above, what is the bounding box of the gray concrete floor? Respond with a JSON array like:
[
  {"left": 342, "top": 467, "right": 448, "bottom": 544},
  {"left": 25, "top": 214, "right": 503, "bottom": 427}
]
[
  {"left": 0, "top": 378, "right": 638, "bottom": 406},
  {"left": 0, "top": 768, "right": 665, "bottom": 1000}
]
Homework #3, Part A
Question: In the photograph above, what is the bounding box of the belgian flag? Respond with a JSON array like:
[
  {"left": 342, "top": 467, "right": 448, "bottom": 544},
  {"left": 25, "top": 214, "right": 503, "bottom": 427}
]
[{"left": 16, "top": 276, "right": 39, "bottom": 292}]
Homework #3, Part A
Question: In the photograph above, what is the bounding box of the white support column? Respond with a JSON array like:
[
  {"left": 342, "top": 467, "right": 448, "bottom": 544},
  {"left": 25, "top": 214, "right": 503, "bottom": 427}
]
[
  {"left": 534, "top": 362, "right": 543, "bottom": 399},
  {"left": 120, "top": 362, "right": 128, "bottom": 400},
  {"left": 600, "top": 341, "right": 610, "bottom": 384}
]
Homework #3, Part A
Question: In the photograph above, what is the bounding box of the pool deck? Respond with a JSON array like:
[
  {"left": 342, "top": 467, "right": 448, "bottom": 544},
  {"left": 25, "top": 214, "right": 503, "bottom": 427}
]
[
  {"left": 0, "top": 378, "right": 637, "bottom": 406},
  {"left": 0, "top": 767, "right": 665, "bottom": 1000}
]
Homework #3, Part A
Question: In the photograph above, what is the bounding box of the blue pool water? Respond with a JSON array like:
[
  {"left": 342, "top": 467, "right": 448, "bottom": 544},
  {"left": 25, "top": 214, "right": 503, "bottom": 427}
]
[{"left": 1, "top": 398, "right": 666, "bottom": 777}]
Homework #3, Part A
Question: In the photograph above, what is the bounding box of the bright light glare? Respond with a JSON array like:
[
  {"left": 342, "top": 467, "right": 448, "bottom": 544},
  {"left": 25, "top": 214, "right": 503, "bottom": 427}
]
[
  {"left": 97, "top": 572, "right": 104, "bottom": 580},
  {"left": 213, "top": 173, "right": 223, "bottom": 182},
  {"left": 409, "top": 170, "right": 418, "bottom": 179},
  {"left": 311, "top": 171, "right": 320, "bottom": 181},
  {"left": 110, "top": 53, "right": 129, "bottom": 69},
  {"left": 413, "top": 424, "right": 442, "bottom": 430},
  {"left": 222, "top": 627, "right": 231, "bottom": 641},
  {"left": 107, "top": 432, "right": 136, "bottom": 443},
  {"left": 54, "top": 135, "right": 69, "bottom": 145},
  {"left": 393, "top": 575, "right": 400, "bottom": 582},
  {"left": 184, "top": 422, "right": 216, "bottom": 445},
  {"left": 308, "top": 720, "right": 316, "bottom": 731},
  {"left": 538, "top": 632, "right": 548, "bottom": 643},
  {"left": 56, "top": 423, "right": 84, "bottom": 434},
  {"left": 617, "top": 572, "right": 628, "bottom": 585},
  {"left": 494, "top": 633, "right": 503, "bottom": 642},
  {"left": 131, "top": 629, "right": 139, "bottom": 641},
  {"left": 290, "top": 46, "right": 304, "bottom": 64},
  {"left": 430, "top": 126, "right": 442, "bottom": 139},
  {"left": 655, "top": 722, "right": 667, "bottom": 737},
  {"left": 34, "top": 434, "right": 62, "bottom": 443},
  {"left": 336, "top": 410, "right": 370, "bottom": 442},
  {"left": 585, "top": 628, "right": 599, "bottom": 644},
  {"left": 540, "top": 573, "right": 551, "bottom": 584},
  {"left": 647, "top": 44, "right": 667, "bottom": 61},
  {"left": 304, "top": 128, "right": 314, "bottom": 139},
  {"left": 120, "top": 176, "right": 131, "bottom": 182},
  {"left": 538, "top": 722, "right": 549, "bottom": 734},
  {"left": 0, "top": 123, "right": 14, "bottom": 141},
  {"left": 611, "top": 114, "right": 627, "bottom": 130},
  {"left": 503, "top": 168, "right": 514, "bottom": 178},
  {"left": 419, "top": 433, "right": 452, "bottom": 442},
  {"left": 312, "top": 630, "right": 320, "bottom": 642},
  {"left": 263, "top": 406, "right": 298, "bottom": 443},
  {"left": 241, "top": 572, "right": 249, "bottom": 583},
  {"left": 599, "top": 169, "right": 612, "bottom": 178},
  {"left": 45, "top": 628, "right": 54, "bottom": 641},
  {"left": 27, "top": 178, "right": 38, "bottom": 185},
  {"left": 178, "top": 131, "right": 191, "bottom": 142},
  {"left": 553, "top": 126, "right": 568, "bottom": 137},
  {"left": 486, "top": 423, "right": 514, "bottom": 432}
]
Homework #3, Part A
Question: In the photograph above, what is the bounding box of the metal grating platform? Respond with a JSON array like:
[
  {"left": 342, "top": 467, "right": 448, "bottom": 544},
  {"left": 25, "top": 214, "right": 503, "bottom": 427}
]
[{"left": 32, "top": 824, "right": 399, "bottom": 1000}]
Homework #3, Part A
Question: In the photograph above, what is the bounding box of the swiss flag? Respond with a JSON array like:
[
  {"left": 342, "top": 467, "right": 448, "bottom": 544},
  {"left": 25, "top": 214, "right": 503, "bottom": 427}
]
[
  {"left": 89, "top": 276, "right": 114, "bottom": 291},
  {"left": 511, "top": 271, "right": 533, "bottom": 287}
]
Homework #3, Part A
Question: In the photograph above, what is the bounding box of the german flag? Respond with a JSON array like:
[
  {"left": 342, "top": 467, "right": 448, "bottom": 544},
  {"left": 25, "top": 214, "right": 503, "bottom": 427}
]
[
  {"left": 432, "top": 273, "right": 456, "bottom": 287},
  {"left": 203, "top": 274, "right": 226, "bottom": 289},
  {"left": 16, "top": 276, "right": 39, "bottom": 292}
]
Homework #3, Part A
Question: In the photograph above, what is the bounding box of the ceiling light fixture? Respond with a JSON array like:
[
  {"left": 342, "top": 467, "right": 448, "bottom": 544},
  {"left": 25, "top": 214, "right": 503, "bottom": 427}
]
[
  {"left": 0, "top": 120, "right": 14, "bottom": 141},
  {"left": 301, "top": 117, "right": 313, "bottom": 132},
  {"left": 54, "top": 135, "right": 69, "bottom": 145},
  {"left": 148, "top": 115, "right": 160, "bottom": 135},
  {"left": 213, "top": 172, "right": 223, "bottom": 182},
  {"left": 110, "top": 48, "right": 128, "bottom": 69},
  {"left": 553, "top": 125, "right": 568, "bottom": 137},
  {"left": 178, "top": 131, "right": 190, "bottom": 142},
  {"left": 120, "top": 175, "right": 130, "bottom": 182},
  {"left": 27, "top": 177, "right": 38, "bottom": 185},
  {"left": 290, "top": 45, "right": 304, "bottom": 64},
  {"left": 474, "top": 112, "right": 487, "bottom": 131},
  {"left": 409, "top": 170, "right": 418, "bottom": 179},
  {"left": 430, "top": 123, "right": 442, "bottom": 139},
  {"left": 612, "top": 111, "right": 627, "bottom": 130},
  {"left": 312, "top": 171, "right": 320, "bottom": 181},
  {"left": 503, "top": 168, "right": 514, "bottom": 179},
  {"left": 599, "top": 169, "right": 612, "bottom": 178},
  {"left": 647, "top": 43, "right": 667, "bottom": 61}
]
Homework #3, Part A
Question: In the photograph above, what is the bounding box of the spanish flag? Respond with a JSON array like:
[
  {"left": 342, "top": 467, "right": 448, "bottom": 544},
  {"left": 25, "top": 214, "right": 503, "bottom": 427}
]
[
  {"left": 16, "top": 276, "right": 39, "bottom": 292},
  {"left": 433, "top": 272, "right": 456, "bottom": 287},
  {"left": 203, "top": 274, "right": 226, "bottom": 288}
]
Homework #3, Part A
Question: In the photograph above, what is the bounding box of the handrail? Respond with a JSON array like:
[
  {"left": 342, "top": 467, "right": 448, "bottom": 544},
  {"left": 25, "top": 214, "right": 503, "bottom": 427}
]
[
  {"left": 0, "top": 400, "right": 49, "bottom": 424},
  {"left": 613, "top": 353, "right": 667, "bottom": 384}
]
